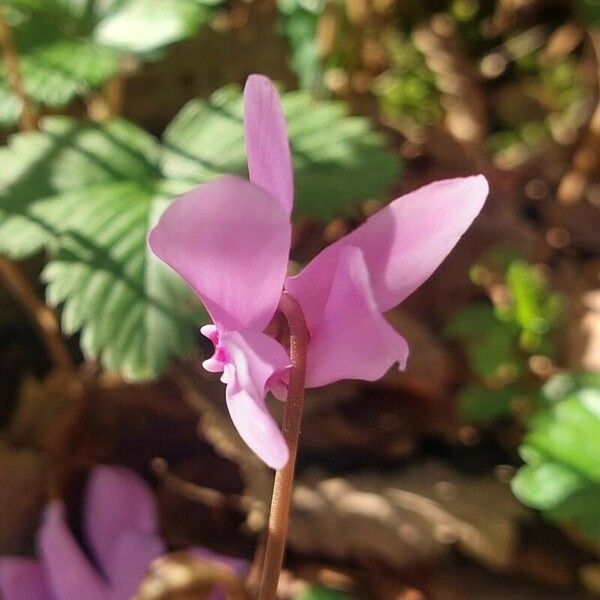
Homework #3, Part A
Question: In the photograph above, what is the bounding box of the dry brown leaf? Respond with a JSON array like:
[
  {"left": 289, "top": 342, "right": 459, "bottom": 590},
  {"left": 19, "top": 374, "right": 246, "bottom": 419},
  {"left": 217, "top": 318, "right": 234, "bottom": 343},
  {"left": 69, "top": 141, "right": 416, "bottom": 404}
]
[{"left": 289, "top": 461, "right": 529, "bottom": 571}]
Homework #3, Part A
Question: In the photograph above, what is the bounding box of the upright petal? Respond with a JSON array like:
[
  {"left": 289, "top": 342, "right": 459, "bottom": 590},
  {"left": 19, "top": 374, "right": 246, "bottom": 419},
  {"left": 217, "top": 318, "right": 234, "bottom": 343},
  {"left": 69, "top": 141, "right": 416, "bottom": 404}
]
[
  {"left": 149, "top": 176, "right": 291, "bottom": 331},
  {"left": 305, "top": 246, "right": 409, "bottom": 387},
  {"left": 84, "top": 466, "right": 164, "bottom": 589},
  {"left": 0, "top": 558, "right": 53, "bottom": 600},
  {"left": 286, "top": 176, "right": 489, "bottom": 329},
  {"left": 38, "top": 502, "right": 110, "bottom": 600},
  {"left": 220, "top": 330, "right": 290, "bottom": 468},
  {"left": 244, "top": 75, "right": 294, "bottom": 216}
]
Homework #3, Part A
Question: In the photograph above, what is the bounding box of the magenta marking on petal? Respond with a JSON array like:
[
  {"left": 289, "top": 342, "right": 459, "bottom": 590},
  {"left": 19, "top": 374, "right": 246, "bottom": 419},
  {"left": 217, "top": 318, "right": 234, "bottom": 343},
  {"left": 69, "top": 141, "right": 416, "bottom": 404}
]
[
  {"left": 200, "top": 324, "right": 219, "bottom": 345},
  {"left": 201, "top": 325, "right": 231, "bottom": 373}
]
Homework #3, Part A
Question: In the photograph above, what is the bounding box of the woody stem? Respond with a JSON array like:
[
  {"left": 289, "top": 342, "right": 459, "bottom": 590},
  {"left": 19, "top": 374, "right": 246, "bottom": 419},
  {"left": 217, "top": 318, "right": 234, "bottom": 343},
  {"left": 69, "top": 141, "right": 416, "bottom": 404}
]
[
  {"left": 0, "top": 5, "right": 37, "bottom": 132},
  {"left": 0, "top": 256, "right": 73, "bottom": 371},
  {"left": 258, "top": 292, "right": 308, "bottom": 600}
]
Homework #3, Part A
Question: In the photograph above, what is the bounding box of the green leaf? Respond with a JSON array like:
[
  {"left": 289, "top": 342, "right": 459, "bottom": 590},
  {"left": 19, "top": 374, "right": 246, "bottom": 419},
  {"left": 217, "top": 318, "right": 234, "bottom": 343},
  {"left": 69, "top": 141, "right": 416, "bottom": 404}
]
[
  {"left": 0, "top": 11, "right": 119, "bottom": 118},
  {"left": 513, "top": 374, "right": 600, "bottom": 539},
  {"left": 163, "top": 86, "right": 401, "bottom": 220},
  {"left": 0, "top": 0, "right": 218, "bottom": 128},
  {"left": 296, "top": 585, "right": 353, "bottom": 600},
  {"left": 511, "top": 461, "right": 585, "bottom": 510},
  {"left": 526, "top": 391, "right": 600, "bottom": 481},
  {"left": 549, "top": 484, "right": 600, "bottom": 539},
  {"left": 277, "top": 0, "right": 325, "bottom": 91},
  {"left": 445, "top": 303, "right": 498, "bottom": 339},
  {"left": 575, "top": 0, "right": 600, "bottom": 26},
  {"left": 505, "top": 260, "right": 562, "bottom": 352},
  {"left": 469, "top": 324, "right": 521, "bottom": 379},
  {"left": 95, "top": 0, "right": 210, "bottom": 54},
  {"left": 0, "top": 85, "right": 21, "bottom": 128},
  {"left": 457, "top": 385, "right": 517, "bottom": 423},
  {"left": 0, "top": 85, "right": 400, "bottom": 378},
  {"left": 0, "top": 117, "right": 159, "bottom": 258},
  {"left": 541, "top": 371, "right": 600, "bottom": 404},
  {"left": 0, "top": 117, "right": 201, "bottom": 379}
]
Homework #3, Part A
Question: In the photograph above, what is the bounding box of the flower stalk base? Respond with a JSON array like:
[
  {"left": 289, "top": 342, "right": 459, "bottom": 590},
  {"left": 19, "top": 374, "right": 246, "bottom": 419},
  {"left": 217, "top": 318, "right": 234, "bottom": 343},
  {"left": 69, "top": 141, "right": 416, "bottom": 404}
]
[{"left": 258, "top": 293, "right": 308, "bottom": 600}]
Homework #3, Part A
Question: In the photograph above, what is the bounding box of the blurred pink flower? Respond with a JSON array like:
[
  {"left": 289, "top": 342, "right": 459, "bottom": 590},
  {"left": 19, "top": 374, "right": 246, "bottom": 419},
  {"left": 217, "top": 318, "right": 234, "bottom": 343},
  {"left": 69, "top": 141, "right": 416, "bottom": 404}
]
[
  {"left": 0, "top": 465, "right": 245, "bottom": 600},
  {"left": 149, "top": 74, "right": 489, "bottom": 469}
]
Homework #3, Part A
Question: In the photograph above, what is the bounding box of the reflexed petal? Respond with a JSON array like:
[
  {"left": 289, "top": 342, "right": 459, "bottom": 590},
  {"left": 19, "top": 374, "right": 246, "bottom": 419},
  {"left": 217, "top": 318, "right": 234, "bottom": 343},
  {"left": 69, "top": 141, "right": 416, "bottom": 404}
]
[
  {"left": 38, "top": 502, "right": 109, "bottom": 600},
  {"left": 244, "top": 75, "right": 294, "bottom": 216},
  {"left": 305, "top": 246, "right": 409, "bottom": 387},
  {"left": 220, "top": 330, "right": 291, "bottom": 399},
  {"left": 0, "top": 558, "right": 52, "bottom": 600},
  {"left": 109, "top": 531, "right": 164, "bottom": 600},
  {"left": 149, "top": 175, "right": 291, "bottom": 331},
  {"left": 221, "top": 330, "right": 290, "bottom": 468},
  {"left": 286, "top": 176, "right": 489, "bottom": 328},
  {"left": 84, "top": 466, "right": 162, "bottom": 585},
  {"left": 226, "top": 388, "right": 288, "bottom": 470}
]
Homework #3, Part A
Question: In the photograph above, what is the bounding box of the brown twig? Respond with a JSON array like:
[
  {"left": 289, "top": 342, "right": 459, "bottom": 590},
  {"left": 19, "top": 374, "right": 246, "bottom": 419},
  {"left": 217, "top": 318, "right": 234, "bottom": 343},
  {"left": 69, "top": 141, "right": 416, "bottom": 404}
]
[
  {"left": 0, "top": 5, "right": 37, "bottom": 131},
  {"left": 258, "top": 293, "right": 309, "bottom": 600},
  {"left": 151, "top": 457, "right": 252, "bottom": 512},
  {"left": 0, "top": 256, "right": 73, "bottom": 371},
  {"left": 87, "top": 75, "right": 125, "bottom": 121}
]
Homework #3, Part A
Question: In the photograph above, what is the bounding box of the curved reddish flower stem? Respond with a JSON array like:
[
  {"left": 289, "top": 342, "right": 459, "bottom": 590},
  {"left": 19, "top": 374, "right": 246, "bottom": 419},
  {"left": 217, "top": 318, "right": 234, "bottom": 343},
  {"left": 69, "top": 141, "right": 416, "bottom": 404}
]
[{"left": 258, "top": 292, "right": 308, "bottom": 600}]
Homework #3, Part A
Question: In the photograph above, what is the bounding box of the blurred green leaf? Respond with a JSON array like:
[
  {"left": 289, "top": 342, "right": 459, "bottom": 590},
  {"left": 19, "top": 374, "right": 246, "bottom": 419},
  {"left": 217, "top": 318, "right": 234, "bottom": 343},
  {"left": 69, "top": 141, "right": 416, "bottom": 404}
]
[
  {"left": 0, "top": 84, "right": 400, "bottom": 378},
  {"left": 95, "top": 0, "right": 210, "bottom": 54},
  {"left": 0, "top": 0, "right": 218, "bottom": 128},
  {"left": 575, "top": 0, "right": 600, "bottom": 26},
  {"left": 549, "top": 484, "right": 600, "bottom": 539},
  {"left": 457, "top": 385, "right": 517, "bottom": 423},
  {"left": 467, "top": 323, "right": 521, "bottom": 380},
  {"left": 511, "top": 461, "right": 586, "bottom": 510},
  {"left": 512, "top": 375, "right": 600, "bottom": 538},
  {"left": 277, "top": 0, "right": 325, "bottom": 91},
  {"left": 374, "top": 34, "right": 441, "bottom": 131},
  {"left": 445, "top": 303, "right": 498, "bottom": 339},
  {"left": 506, "top": 261, "right": 562, "bottom": 349},
  {"left": 526, "top": 390, "right": 600, "bottom": 480},
  {"left": 296, "top": 585, "right": 353, "bottom": 600},
  {"left": 0, "top": 11, "right": 119, "bottom": 118},
  {"left": 541, "top": 372, "right": 600, "bottom": 404},
  {"left": 445, "top": 304, "right": 521, "bottom": 380}
]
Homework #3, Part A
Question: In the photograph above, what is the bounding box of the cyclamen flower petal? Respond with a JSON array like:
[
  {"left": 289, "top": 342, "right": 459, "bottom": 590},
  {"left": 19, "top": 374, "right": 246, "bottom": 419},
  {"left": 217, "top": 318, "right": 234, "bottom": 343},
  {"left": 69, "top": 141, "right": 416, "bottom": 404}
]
[
  {"left": 85, "top": 466, "right": 163, "bottom": 576},
  {"left": 244, "top": 74, "right": 294, "bottom": 216},
  {"left": 220, "top": 330, "right": 291, "bottom": 469},
  {"left": 304, "top": 246, "right": 409, "bottom": 387},
  {"left": 0, "top": 558, "right": 52, "bottom": 600},
  {"left": 38, "top": 502, "right": 110, "bottom": 600},
  {"left": 0, "top": 466, "right": 248, "bottom": 600},
  {"left": 84, "top": 466, "right": 164, "bottom": 598},
  {"left": 148, "top": 73, "right": 489, "bottom": 469},
  {"left": 149, "top": 175, "right": 291, "bottom": 332},
  {"left": 109, "top": 531, "right": 165, "bottom": 600},
  {"left": 285, "top": 176, "right": 489, "bottom": 330}
]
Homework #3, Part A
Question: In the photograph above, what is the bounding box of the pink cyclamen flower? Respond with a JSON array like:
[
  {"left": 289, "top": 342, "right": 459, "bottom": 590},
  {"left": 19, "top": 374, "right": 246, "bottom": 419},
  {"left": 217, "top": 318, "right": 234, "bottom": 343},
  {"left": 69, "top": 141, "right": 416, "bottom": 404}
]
[
  {"left": 0, "top": 466, "right": 246, "bottom": 600},
  {"left": 149, "top": 74, "right": 489, "bottom": 470}
]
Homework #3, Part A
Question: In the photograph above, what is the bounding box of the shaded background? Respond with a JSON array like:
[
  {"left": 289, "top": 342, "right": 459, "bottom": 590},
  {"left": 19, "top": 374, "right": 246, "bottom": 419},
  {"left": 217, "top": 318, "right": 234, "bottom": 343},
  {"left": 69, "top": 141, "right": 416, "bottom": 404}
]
[{"left": 0, "top": 0, "right": 599, "bottom": 598}]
